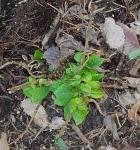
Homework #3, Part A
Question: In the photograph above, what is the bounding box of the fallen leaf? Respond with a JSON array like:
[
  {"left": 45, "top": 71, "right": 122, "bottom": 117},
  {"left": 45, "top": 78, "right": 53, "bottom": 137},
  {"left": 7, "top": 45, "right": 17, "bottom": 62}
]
[
  {"left": 123, "top": 77, "right": 140, "bottom": 88},
  {"left": 21, "top": 99, "right": 49, "bottom": 128},
  {"left": 43, "top": 45, "right": 61, "bottom": 69},
  {"left": 98, "top": 146, "right": 117, "bottom": 150},
  {"left": 0, "top": 133, "right": 10, "bottom": 150},
  {"left": 130, "top": 21, "right": 140, "bottom": 35},
  {"left": 118, "top": 90, "right": 136, "bottom": 107},
  {"left": 118, "top": 23, "right": 140, "bottom": 55},
  {"left": 102, "top": 17, "right": 125, "bottom": 49},
  {"left": 55, "top": 30, "right": 85, "bottom": 52},
  {"left": 128, "top": 100, "right": 140, "bottom": 124},
  {"left": 80, "top": 28, "right": 100, "bottom": 46},
  {"left": 49, "top": 117, "right": 65, "bottom": 130},
  {"left": 43, "top": 31, "right": 85, "bottom": 69},
  {"left": 104, "top": 115, "right": 120, "bottom": 140}
]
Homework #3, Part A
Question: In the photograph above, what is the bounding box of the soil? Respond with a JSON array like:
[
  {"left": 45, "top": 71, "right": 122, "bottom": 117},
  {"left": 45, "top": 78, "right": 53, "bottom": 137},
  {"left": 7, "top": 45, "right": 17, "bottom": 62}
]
[{"left": 0, "top": 0, "right": 140, "bottom": 150}]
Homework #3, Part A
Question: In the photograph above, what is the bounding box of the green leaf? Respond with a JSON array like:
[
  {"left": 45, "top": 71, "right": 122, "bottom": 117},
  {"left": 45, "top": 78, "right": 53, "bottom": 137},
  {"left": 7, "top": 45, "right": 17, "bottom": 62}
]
[
  {"left": 91, "top": 89, "right": 105, "bottom": 99},
  {"left": 64, "top": 104, "right": 70, "bottom": 119},
  {"left": 80, "top": 83, "right": 91, "bottom": 93},
  {"left": 65, "top": 64, "right": 82, "bottom": 77},
  {"left": 91, "top": 71, "right": 104, "bottom": 81},
  {"left": 81, "top": 70, "right": 92, "bottom": 82},
  {"left": 39, "top": 78, "right": 47, "bottom": 86},
  {"left": 128, "top": 49, "right": 140, "bottom": 60},
  {"left": 28, "top": 76, "right": 36, "bottom": 85},
  {"left": 23, "top": 85, "right": 50, "bottom": 103},
  {"left": 34, "top": 49, "right": 43, "bottom": 60},
  {"left": 23, "top": 87, "right": 33, "bottom": 98},
  {"left": 50, "top": 80, "right": 63, "bottom": 92},
  {"left": 54, "top": 84, "right": 74, "bottom": 106},
  {"left": 55, "top": 137, "right": 68, "bottom": 150},
  {"left": 70, "top": 80, "right": 81, "bottom": 87},
  {"left": 88, "top": 81, "right": 101, "bottom": 89},
  {"left": 64, "top": 97, "right": 87, "bottom": 119},
  {"left": 72, "top": 104, "right": 89, "bottom": 125},
  {"left": 86, "top": 54, "right": 104, "bottom": 68},
  {"left": 74, "top": 52, "right": 84, "bottom": 63}
]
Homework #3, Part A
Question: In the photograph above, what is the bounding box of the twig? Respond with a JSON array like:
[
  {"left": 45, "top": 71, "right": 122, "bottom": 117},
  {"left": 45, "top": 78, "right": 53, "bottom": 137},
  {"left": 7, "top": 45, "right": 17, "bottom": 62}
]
[
  {"left": 31, "top": 127, "right": 45, "bottom": 143},
  {"left": 72, "top": 124, "right": 92, "bottom": 146},
  {"left": 8, "top": 82, "right": 29, "bottom": 93},
  {"left": 86, "top": 127, "right": 104, "bottom": 139},
  {"left": 89, "top": 99, "right": 105, "bottom": 116}
]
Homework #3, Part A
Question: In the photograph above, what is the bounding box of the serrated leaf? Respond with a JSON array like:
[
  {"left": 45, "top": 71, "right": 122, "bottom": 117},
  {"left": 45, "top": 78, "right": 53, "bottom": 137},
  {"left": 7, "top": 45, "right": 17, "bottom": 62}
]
[
  {"left": 34, "top": 49, "right": 43, "bottom": 60},
  {"left": 91, "top": 89, "right": 105, "bottom": 99},
  {"left": 80, "top": 83, "right": 91, "bottom": 93},
  {"left": 23, "top": 85, "right": 50, "bottom": 103},
  {"left": 88, "top": 81, "right": 101, "bottom": 89},
  {"left": 86, "top": 54, "right": 104, "bottom": 68},
  {"left": 64, "top": 98, "right": 87, "bottom": 119},
  {"left": 65, "top": 64, "right": 82, "bottom": 77},
  {"left": 91, "top": 71, "right": 104, "bottom": 81},
  {"left": 70, "top": 80, "right": 81, "bottom": 87},
  {"left": 55, "top": 137, "right": 68, "bottom": 150},
  {"left": 81, "top": 70, "right": 92, "bottom": 82},
  {"left": 54, "top": 84, "right": 74, "bottom": 106},
  {"left": 72, "top": 104, "right": 89, "bottom": 125},
  {"left": 74, "top": 52, "right": 84, "bottom": 63},
  {"left": 128, "top": 49, "right": 140, "bottom": 60}
]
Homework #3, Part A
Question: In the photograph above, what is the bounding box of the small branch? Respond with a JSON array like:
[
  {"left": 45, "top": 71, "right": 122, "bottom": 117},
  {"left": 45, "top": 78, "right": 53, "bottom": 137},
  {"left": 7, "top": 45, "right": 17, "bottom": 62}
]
[
  {"left": 72, "top": 124, "right": 92, "bottom": 146},
  {"left": 89, "top": 99, "right": 105, "bottom": 116}
]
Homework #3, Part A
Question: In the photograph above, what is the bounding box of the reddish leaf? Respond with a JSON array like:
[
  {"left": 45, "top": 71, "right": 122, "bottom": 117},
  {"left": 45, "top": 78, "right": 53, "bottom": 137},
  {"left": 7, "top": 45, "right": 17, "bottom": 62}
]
[{"left": 118, "top": 23, "right": 140, "bottom": 55}]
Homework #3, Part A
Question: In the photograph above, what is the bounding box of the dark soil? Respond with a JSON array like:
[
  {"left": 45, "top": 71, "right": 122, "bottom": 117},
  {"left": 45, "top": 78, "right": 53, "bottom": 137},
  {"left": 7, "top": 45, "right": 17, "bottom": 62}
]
[{"left": 0, "top": 0, "right": 140, "bottom": 150}]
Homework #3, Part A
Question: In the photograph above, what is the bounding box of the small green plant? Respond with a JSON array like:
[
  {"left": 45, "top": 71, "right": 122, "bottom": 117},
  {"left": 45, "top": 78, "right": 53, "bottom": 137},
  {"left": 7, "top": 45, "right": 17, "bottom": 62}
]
[
  {"left": 23, "top": 52, "right": 105, "bottom": 125},
  {"left": 50, "top": 52, "right": 105, "bottom": 125}
]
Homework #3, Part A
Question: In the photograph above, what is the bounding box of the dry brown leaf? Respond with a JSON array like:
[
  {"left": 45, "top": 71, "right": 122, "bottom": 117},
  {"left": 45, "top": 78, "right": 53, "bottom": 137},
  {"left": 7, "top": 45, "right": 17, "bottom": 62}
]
[
  {"left": 128, "top": 100, "right": 140, "bottom": 124},
  {"left": 104, "top": 115, "right": 120, "bottom": 140},
  {"left": 118, "top": 23, "right": 140, "bottom": 55},
  {"left": 0, "top": 133, "right": 10, "bottom": 150},
  {"left": 123, "top": 77, "right": 140, "bottom": 88},
  {"left": 103, "top": 18, "right": 125, "bottom": 49},
  {"left": 118, "top": 90, "right": 136, "bottom": 107},
  {"left": 21, "top": 99, "right": 49, "bottom": 128},
  {"left": 49, "top": 117, "right": 65, "bottom": 130}
]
